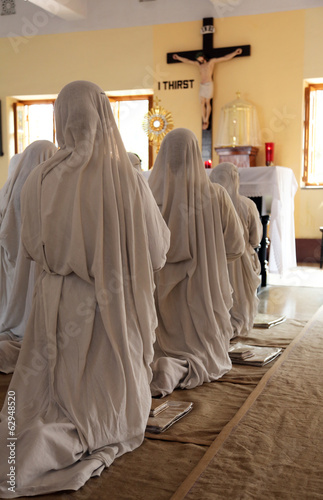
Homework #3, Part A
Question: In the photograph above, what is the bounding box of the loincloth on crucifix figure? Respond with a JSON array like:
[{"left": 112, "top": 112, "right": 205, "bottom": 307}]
[
  {"left": 173, "top": 49, "right": 242, "bottom": 130},
  {"left": 199, "top": 81, "right": 214, "bottom": 99}
]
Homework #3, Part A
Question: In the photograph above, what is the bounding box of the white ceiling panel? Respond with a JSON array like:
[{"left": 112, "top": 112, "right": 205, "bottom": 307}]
[{"left": 1, "top": 0, "right": 322, "bottom": 38}]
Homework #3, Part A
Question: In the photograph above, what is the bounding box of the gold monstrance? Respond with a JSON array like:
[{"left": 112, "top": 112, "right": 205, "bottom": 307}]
[{"left": 142, "top": 97, "right": 174, "bottom": 153}]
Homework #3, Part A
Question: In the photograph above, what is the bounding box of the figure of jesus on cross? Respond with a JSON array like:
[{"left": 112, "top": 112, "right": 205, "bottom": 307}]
[
  {"left": 173, "top": 48, "right": 242, "bottom": 130},
  {"left": 167, "top": 18, "right": 250, "bottom": 161}
]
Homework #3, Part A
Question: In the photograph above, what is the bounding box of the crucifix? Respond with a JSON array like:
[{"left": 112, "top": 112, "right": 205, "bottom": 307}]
[{"left": 167, "top": 17, "right": 250, "bottom": 165}]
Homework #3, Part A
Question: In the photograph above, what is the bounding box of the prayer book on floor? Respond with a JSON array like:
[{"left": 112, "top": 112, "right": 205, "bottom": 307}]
[
  {"left": 253, "top": 313, "right": 286, "bottom": 328},
  {"left": 150, "top": 399, "right": 169, "bottom": 417},
  {"left": 146, "top": 401, "right": 193, "bottom": 434},
  {"left": 229, "top": 342, "right": 282, "bottom": 366}
]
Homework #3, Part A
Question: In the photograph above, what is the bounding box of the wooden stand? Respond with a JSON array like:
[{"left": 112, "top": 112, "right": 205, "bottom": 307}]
[
  {"left": 248, "top": 197, "right": 270, "bottom": 287},
  {"left": 214, "top": 146, "right": 258, "bottom": 168},
  {"left": 258, "top": 214, "right": 270, "bottom": 287}
]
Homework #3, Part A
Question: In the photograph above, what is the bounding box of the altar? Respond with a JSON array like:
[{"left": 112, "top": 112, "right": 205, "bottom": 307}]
[
  {"left": 143, "top": 166, "right": 298, "bottom": 276},
  {"left": 237, "top": 166, "right": 298, "bottom": 275},
  {"left": 204, "top": 165, "right": 297, "bottom": 275}
]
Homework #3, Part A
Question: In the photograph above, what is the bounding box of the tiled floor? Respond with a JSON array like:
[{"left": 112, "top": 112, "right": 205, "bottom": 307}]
[
  {"left": 268, "top": 263, "right": 323, "bottom": 288},
  {"left": 259, "top": 262, "right": 323, "bottom": 321}
]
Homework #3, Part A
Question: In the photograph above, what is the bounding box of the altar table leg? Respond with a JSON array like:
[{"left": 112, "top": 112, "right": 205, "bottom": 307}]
[{"left": 249, "top": 197, "right": 270, "bottom": 287}]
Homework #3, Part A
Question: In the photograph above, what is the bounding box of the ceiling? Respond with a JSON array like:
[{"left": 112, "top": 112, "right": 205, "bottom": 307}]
[{"left": 1, "top": 0, "right": 323, "bottom": 38}]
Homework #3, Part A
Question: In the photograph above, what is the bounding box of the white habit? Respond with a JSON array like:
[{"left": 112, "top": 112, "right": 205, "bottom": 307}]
[
  {"left": 148, "top": 128, "right": 245, "bottom": 397},
  {"left": 210, "top": 162, "right": 262, "bottom": 337},
  {"left": 0, "top": 141, "right": 57, "bottom": 373},
  {"left": 127, "top": 152, "right": 142, "bottom": 171},
  {"left": 7, "top": 153, "right": 22, "bottom": 178},
  {"left": 0, "top": 81, "right": 170, "bottom": 497}
]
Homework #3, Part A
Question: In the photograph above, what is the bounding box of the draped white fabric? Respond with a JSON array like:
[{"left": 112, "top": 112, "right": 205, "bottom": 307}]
[
  {"left": 237, "top": 166, "right": 298, "bottom": 274},
  {"left": 148, "top": 128, "right": 245, "bottom": 397},
  {"left": 7, "top": 154, "right": 22, "bottom": 179},
  {"left": 210, "top": 163, "right": 262, "bottom": 337},
  {"left": 145, "top": 166, "right": 297, "bottom": 276},
  {"left": 0, "top": 81, "right": 170, "bottom": 497},
  {"left": 202, "top": 166, "right": 298, "bottom": 275},
  {"left": 127, "top": 152, "right": 142, "bottom": 171},
  {"left": 0, "top": 141, "right": 57, "bottom": 373}
]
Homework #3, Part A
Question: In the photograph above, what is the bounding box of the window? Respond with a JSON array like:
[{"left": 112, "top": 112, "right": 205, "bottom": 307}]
[
  {"left": 14, "top": 100, "right": 56, "bottom": 153},
  {"left": 13, "top": 94, "right": 153, "bottom": 170},
  {"left": 109, "top": 95, "right": 153, "bottom": 171},
  {"left": 303, "top": 83, "right": 323, "bottom": 186}
]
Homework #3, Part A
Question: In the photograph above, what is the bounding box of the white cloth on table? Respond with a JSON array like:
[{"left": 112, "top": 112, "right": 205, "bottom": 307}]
[
  {"left": 148, "top": 128, "right": 245, "bottom": 397},
  {"left": 210, "top": 163, "right": 262, "bottom": 337},
  {"left": 0, "top": 81, "right": 170, "bottom": 498},
  {"left": 0, "top": 141, "right": 57, "bottom": 373},
  {"left": 237, "top": 166, "right": 298, "bottom": 274}
]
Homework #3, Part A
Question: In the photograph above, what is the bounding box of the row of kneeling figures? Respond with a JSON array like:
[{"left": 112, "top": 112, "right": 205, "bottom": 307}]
[{"left": 0, "top": 80, "right": 262, "bottom": 498}]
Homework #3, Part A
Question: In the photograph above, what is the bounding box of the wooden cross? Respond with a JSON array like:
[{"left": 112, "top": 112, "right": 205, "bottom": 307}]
[
  {"left": 167, "top": 17, "right": 250, "bottom": 164},
  {"left": 167, "top": 17, "right": 250, "bottom": 64}
]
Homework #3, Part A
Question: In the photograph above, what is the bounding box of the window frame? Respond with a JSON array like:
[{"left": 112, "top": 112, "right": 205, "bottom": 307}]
[
  {"left": 14, "top": 99, "right": 56, "bottom": 154},
  {"left": 303, "top": 83, "right": 323, "bottom": 187},
  {"left": 13, "top": 94, "right": 153, "bottom": 168},
  {"left": 108, "top": 94, "right": 154, "bottom": 169}
]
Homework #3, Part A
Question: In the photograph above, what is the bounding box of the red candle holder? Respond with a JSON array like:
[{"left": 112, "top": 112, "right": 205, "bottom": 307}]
[
  {"left": 204, "top": 159, "right": 212, "bottom": 169},
  {"left": 265, "top": 142, "right": 274, "bottom": 166}
]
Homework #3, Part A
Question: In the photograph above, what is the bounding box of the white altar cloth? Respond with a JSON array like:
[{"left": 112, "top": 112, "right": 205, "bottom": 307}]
[
  {"left": 143, "top": 166, "right": 298, "bottom": 275},
  {"left": 237, "top": 166, "right": 298, "bottom": 275}
]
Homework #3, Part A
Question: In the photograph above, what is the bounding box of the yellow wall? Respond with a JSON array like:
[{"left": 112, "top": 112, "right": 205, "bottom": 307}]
[
  {"left": 1, "top": 9, "right": 323, "bottom": 239},
  {"left": 154, "top": 12, "right": 305, "bottom": 170},
  {"left": 299, "top": 7, "right": 323, "bottom": 238},
  {"left": 0, "top": 25, "right": 154, "bottom": 182},
  {"left": 159, "top": 9, "right": 323, "bottom": 241},
  {"left": 152, "top": 21, "right": 203, "bottom": 144}
]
